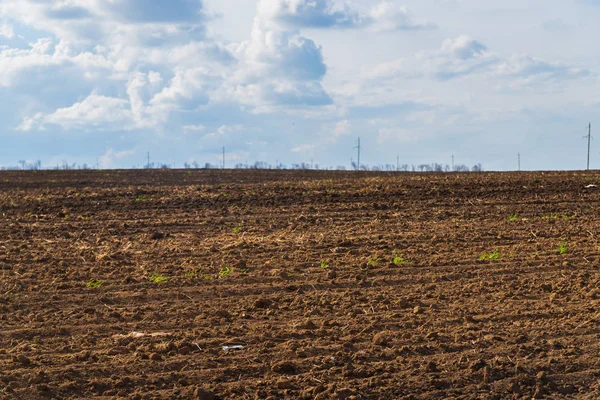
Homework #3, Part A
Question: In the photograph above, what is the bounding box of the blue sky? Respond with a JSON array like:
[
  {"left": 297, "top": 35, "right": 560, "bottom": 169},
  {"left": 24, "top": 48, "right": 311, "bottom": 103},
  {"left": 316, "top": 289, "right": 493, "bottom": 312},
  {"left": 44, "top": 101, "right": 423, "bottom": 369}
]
[{"left": 1, "top": 0, "right": 599, "bottom": 170}]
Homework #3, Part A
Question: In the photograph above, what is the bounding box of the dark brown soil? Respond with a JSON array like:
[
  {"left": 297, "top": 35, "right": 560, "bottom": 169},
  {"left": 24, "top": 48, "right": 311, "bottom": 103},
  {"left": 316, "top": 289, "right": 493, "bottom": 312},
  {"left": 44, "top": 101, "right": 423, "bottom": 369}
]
[{"left": 2, "top": 169, "right": 600, "bottom": 399}]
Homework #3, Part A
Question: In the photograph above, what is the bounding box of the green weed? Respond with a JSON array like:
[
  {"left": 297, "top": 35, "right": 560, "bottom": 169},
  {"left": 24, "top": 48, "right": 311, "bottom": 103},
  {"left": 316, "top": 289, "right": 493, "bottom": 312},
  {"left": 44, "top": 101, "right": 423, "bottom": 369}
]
[
  {"left": 320, "top": 261, "right": 329, "bottom": 269},
  {"left": 183, "top": 268, "right": 204, "bottom": 279},
  {"left": 559, "top": 243, "right": 568, "bottom": 255},
  {"left": 149, "top": 274, "right": 170, "bottom": 283},
  {"left": 219, "top": 266, "right": 232, "bottom": 277},
  {"left": 86, "top": 280, "right": 104, "bottom": 288},
  {"left": 391, "top": 250, "right": 410, "bottom": 265},
  {"left": 542, "top": 215, "right": 559, "bottom": 221},
  {"left": 479, "top": 250, "right": 500, "bottom": 261},
  {"left": 508, "top": 212, "right": 518, "bottom": 221},
  {"left": 368, "top": 257, "right": 381, "bottom": 266}
]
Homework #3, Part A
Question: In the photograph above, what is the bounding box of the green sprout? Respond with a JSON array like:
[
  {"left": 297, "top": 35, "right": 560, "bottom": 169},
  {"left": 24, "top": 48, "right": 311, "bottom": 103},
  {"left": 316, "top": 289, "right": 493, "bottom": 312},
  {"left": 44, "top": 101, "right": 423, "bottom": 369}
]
[
  {"left": 559, "top": 243, "right": 568, "bottom": 255},
  {"left": 149, "top": 274, "right": 170, "bottom": 283},
  {"left": 368, "top": 257, "right": 381, "bottom": 267},
  {"left": 479, "top": 250, "right": 500, "bottom": 261},
  {"left": 233, "top": 224, "right": 243, "bottom": 233},
  {"left": 508, "top": 212, "right": 518, "bottom": 222},
  {"left": 219, "top": 266, "right": 232, "bottom": 277},
  {"left": 391, "top": 250, "right": 410, "bottom": 266},
  {"left": 320, "top": 261, "right": 329, "bottom": 269},
  {"left": 183, "top": 268, "right": 204, "bottom": 279},
  {"left": 86, "top": 280, "right": 104, "bottom": 288}
]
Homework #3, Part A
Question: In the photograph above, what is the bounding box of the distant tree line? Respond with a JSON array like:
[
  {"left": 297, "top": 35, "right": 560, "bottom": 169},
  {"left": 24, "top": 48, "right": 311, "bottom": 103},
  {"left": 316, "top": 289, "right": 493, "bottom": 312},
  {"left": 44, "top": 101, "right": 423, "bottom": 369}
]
[{"left": 1, "top": 160, "right": 483, "bottom": 172}]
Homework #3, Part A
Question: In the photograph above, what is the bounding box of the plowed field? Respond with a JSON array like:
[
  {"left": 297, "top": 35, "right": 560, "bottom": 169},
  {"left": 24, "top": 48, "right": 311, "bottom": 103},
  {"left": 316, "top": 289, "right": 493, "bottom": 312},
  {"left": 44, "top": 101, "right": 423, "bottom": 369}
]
[{"left": 2, "top": 169, "right": 600, "bottom": 399}]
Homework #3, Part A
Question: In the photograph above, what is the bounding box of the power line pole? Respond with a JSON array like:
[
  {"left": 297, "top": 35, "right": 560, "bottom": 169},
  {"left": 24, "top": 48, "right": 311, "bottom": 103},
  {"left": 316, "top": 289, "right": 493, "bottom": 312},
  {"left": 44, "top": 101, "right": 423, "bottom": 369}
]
[
  {"left": 518, "top": 153, "right": 521, "bottom": 171},
  {"left": 146, "top": 151, "right": 150, "bottom": 169},
  {"left": 354, "top": 137, "right": 361, "bottom": 171},
  {"left": 586, "top": 123, "right": 592, "bottom": 170}
]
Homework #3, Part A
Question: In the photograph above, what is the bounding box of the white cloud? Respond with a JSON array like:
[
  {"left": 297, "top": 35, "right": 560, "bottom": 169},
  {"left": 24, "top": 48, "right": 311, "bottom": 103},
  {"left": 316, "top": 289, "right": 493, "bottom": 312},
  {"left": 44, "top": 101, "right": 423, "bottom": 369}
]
[
  {"left": 20, "top": 94, "right": 132, "bottom": 131},
  {"left": 256, "top": 0, "right": 433, "bottom": 31},
  {"left": 257, "top": 0, "right": 361, "bottom": 28},
  {"left": 493, "top": 54, "right": 590, "bottom": 87},
  {"left": 366, "top": 35, "right": 590, "bottom": 84},
  {"left": 0, "top": 23, "right": 15, "bottom": 38},
  {"left": 224, "top": 14, "right": 332, "bottom": 108},
  {"left": 183, "top": 124, "right": 206, "bottom": 133},
  {"left": 0, "top": 38, "right": 60, "bottom": 86},
  {"left": 126, "top": 71, "right": 163, "bottom": 124},
  {"left": 99, "top": 147, "right": 136, "bottom": 169},
  {"left": 333, "top": 119, "right": 350, "bottom": 137},
  {"left": 291, "top": 143, "right": 316, "bottom": 152},
  {"left": 367, "top": 2, "right": 435, "bottom": 32}
]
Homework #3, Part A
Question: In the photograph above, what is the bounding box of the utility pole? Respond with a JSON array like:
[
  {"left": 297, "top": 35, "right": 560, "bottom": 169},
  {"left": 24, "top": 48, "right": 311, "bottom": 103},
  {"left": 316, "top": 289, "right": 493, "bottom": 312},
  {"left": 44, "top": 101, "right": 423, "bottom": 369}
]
[
  {"left": 518, "top": 153, "right": 521, "bottom": 171},
  {"left": 222, "top": 146, "right": 225, "bottom": 169},
  {"left": 146, "top": 151, "right": 150, "bottom": 169},
  {"left": 585, "top": 123, "right": 592, "bottom": 171},
  {"left": 354, "top": 137, "right": 361, "bottom": 171}
]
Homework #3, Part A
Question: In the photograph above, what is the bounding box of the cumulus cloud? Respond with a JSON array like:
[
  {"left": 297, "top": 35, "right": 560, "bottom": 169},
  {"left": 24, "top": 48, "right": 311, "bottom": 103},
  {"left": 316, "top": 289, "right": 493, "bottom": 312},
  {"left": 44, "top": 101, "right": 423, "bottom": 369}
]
[
  {"left": 2, "top": 0, "right": 432, "bottom": 131},
  {"left": 367, "top": 35, "right": 590, "bottom": 84},
  {"left": 367, "top": 2, "right": 436, "bottom": 32},
  {"left": 19, "top": 94, "right": 132, "bottom": 131},
  {"left": 422, "top": 35, "right": 498, "bottom": 80},
  {"left": 256, "top": 0, "right": 433, "bottom": 31},
  {"left": 101, "top": 0, "right": 207, "bottom": 24},
  {"left": 126, "top": 71, "right": 163, "bottom": 125},
  {"left": 257, "top": 0, "right": 361, "bottom": 28},
  {"left": 494, "top": 54, "right": 590, "bottom": 87},
  {"left": 1, "top": 0, "right": 231, "bottom": 131},
  {"left": 0, "top": 38, "right": 81, "bottom": 87},
  {"left": 0, "top": 0, "right": 209, "bottom": 45},
  {"left": 225, "top": 14, "right": 332, "bottom": 108},
  {"left": 234, "top": 19, "right": 327, "bottom": 84}
]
